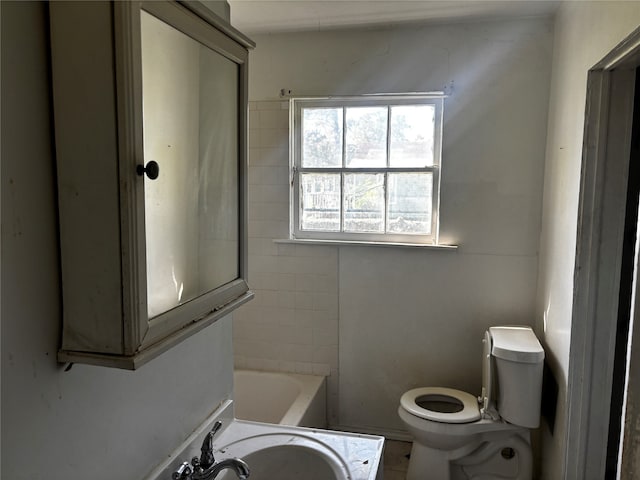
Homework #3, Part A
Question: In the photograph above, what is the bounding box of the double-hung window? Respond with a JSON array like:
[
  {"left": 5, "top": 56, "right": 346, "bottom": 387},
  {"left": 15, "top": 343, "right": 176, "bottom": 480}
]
[{"left": 290, "top": 95, "right": 443, "bottom": 244}]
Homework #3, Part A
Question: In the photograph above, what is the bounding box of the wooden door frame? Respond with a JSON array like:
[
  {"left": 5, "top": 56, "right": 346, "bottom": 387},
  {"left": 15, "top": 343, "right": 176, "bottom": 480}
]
[{"left": 566, "top": 27, "right": 640, "bottom": 479}]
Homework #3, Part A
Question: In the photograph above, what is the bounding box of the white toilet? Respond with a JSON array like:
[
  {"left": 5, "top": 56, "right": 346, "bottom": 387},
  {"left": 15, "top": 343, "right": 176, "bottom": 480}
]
[{"left": 398, "top": 325, "right": 544, "bottom": 480}]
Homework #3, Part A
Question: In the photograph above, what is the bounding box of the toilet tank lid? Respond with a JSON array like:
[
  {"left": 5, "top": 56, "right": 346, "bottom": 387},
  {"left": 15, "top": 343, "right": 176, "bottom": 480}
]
[{"left": 489, "top": 326, "right": 545, "bottom": 363}]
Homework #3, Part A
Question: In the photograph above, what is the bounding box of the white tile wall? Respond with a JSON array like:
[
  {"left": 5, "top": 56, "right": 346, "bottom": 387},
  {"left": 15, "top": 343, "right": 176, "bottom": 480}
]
[
  {"left": 243, "top": 19, "right": 553, "bottom": 438},
  {"left": 234, "top": 100, "right": 340, "bottom": 424}
]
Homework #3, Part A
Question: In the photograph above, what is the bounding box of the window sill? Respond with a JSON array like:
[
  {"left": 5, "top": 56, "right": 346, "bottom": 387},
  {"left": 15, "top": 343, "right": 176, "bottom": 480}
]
[{"left": 274, "top": 238, "right": 458, "bottom": 250}]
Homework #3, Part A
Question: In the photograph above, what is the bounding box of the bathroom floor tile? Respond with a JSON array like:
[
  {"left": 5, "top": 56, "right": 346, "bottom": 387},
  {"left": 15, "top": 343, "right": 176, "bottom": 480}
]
[
  {"left": 383, "top": 440, "right": 412, "bottom": 473},
  {"left": 383, "top": 469, "right": 407, "bottom": 480}
]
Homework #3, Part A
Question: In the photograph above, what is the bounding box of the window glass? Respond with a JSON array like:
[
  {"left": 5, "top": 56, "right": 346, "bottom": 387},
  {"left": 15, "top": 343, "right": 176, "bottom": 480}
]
[
  {"left": 387, "top": 173, "right": 433, "bottom": 234},
  {"left": 345, "top": 107, "right": 387, "bottom": 168},
  {"left": 344, "top": 173, "right": 385, "bottom": 233},
  {"left": 390, "top": 105, "right": 435, "bottom": 168},
  {"left": 300, "top": 173, "right": 341, "bottom": 231},
  {"left": 302, "top": 108, "right": 343, "bottom": 168}
]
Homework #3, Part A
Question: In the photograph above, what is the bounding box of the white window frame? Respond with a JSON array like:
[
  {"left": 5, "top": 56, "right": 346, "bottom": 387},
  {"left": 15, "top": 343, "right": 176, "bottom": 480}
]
[{"left": 290, "top": 94, "right": 444, "bottom": 245}]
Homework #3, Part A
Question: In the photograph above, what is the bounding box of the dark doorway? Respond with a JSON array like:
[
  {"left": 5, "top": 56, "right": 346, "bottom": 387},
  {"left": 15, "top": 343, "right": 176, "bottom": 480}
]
[{"left": 606, "top": 66, "right": 640, "bottom": 479}]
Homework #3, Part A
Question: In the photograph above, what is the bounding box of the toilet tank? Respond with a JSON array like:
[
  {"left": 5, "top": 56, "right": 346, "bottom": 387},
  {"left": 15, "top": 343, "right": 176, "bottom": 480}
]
[{"left": 489, "top": 326, "right": 545, "bottom": 428}]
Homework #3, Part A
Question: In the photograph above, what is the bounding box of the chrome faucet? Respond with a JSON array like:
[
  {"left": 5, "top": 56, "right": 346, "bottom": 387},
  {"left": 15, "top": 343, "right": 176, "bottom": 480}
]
[
  {"left": 190, "top": 458, "right": 250, "bottom": 480},
  {"left": 172, "top": 421, "right": 250, "bottom": 480}
]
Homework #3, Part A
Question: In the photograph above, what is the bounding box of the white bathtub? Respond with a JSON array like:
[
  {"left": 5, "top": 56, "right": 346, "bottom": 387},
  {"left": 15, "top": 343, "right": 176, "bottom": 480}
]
[{"left": 233, "top": 369, "right": 327, "bottom": 428}]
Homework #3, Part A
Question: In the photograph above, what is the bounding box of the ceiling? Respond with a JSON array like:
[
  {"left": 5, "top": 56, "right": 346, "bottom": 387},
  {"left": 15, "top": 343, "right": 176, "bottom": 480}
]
[{"left": 228, "top": 0, "right": 561, "bottom": 35}]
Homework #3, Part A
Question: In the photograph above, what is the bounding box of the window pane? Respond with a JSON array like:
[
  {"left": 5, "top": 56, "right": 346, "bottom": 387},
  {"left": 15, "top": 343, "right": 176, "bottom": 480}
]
[
  {"left": 345, "top": 107, "right": 387, "bottom": 168},
  {"left": 387, "top": 173, "right": 432, "bottom": 234},
  {"left": 389, "top": 105, "right": 435, "bottom": 167},
  {"left": 302, "top": 108, "right": 343, "bottom": 167},
  {"left": 344, "top": 173, "right": 385, "bottom": 232},
  {"left": 300, "top": 173, "right": 341, "bottom": 231}
]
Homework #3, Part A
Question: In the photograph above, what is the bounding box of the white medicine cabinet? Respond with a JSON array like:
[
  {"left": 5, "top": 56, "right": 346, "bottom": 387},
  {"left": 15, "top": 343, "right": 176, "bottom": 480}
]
[{"left": 49, "top": 1, "right": 254, "bottom": 369}]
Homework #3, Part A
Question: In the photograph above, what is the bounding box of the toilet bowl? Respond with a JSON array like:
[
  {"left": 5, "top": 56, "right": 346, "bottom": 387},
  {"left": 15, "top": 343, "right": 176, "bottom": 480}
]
[{"left": 398, "top": 326, "right": 544, "bottom": 480}]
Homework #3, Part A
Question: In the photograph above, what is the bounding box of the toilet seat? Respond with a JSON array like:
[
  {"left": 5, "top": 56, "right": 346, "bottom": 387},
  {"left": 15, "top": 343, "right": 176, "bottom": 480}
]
[{"left": 400, "top": 387, "right": 481, "bottom": 424}]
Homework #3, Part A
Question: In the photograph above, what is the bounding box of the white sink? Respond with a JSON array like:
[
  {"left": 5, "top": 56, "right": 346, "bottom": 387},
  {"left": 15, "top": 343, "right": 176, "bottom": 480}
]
[{"left": 144, "top": 400, "right": 384, "bottom": 480}]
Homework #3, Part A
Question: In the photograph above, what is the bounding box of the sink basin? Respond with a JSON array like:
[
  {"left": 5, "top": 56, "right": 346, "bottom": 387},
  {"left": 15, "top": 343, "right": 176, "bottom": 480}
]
[
  {"left": 142, "top": 401, "right": 384, "bottom": 480},
  {"left": 212, "top": 424, "right": 382, "bottom": 480},
  {"left": 218, "top": 444, "right": 340, "bottom": 480}
]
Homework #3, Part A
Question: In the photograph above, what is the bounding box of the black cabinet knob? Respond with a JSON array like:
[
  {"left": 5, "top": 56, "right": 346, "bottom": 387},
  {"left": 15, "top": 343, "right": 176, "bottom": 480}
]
[{"left": 137, "top": 161, "right": 159, "bottom": 180}]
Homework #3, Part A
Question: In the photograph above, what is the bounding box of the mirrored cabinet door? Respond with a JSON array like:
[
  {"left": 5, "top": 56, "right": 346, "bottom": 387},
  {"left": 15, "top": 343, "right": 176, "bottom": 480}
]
[
  {"left": 50, "top": 1, "right": 254, "bottom": 369},
  {"left": 140, "top": 9, "right": 240, "bottom": 319}
]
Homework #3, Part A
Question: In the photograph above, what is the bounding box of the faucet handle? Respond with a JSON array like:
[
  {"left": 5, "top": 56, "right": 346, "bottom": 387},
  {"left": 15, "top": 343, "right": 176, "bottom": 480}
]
[
  {"left": 210, "top": 421, "right": 223, "bottom": 436},
  {"left": 199, "top": 421, "right": 223, "bottom": 470}
]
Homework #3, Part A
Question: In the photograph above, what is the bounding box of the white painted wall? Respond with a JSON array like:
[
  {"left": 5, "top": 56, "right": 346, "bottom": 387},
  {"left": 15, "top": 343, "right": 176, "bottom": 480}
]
[
  {"left": 535, "top": 2, "right": 640, "bottom": 479},
  {"left": 1, "top": 3, "right": 236, "bottom": 479},
  {"left": 235, "top": 17, "right": 553, "bottom": 436}
]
